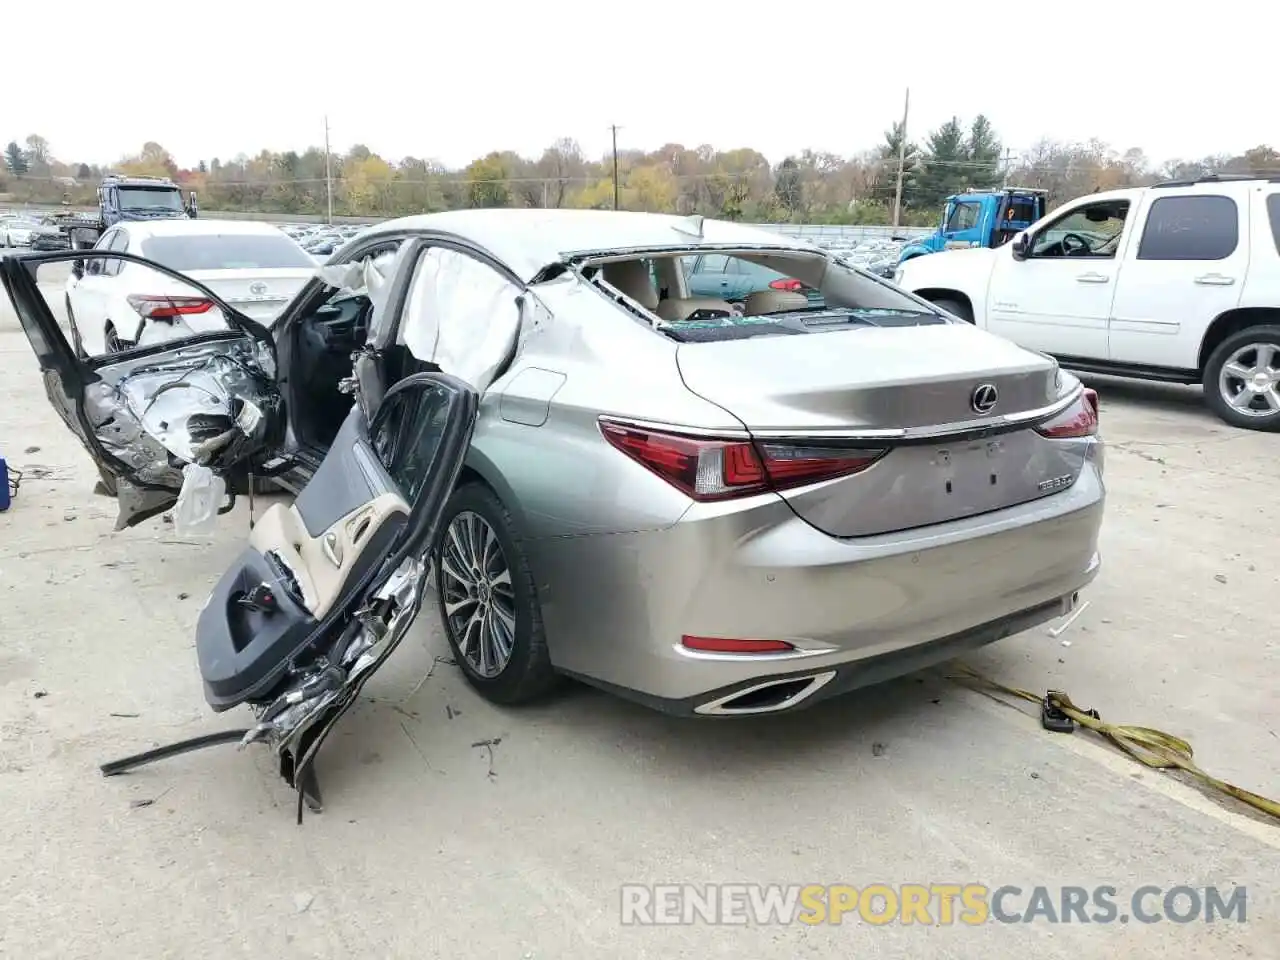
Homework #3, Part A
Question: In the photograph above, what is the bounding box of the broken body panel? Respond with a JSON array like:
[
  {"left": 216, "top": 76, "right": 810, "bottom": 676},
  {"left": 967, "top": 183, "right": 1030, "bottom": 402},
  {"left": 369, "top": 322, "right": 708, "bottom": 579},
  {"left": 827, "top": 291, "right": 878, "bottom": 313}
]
[
  {"left": 0, "top": 251, "right": 284, "bottom": 529},
  {"left": 5, "top": 242, "right": 483, "bottom": 817}
]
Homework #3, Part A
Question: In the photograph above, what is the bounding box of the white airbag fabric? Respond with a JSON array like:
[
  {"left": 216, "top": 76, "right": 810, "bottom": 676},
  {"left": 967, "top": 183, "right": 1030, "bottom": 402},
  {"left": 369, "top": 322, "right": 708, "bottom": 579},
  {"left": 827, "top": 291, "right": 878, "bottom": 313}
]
[
  {"left": 173, "top": 464, "right": 225, "bottom": 536},
  {"left": 400, "top": 248, "right": 522, "bottom": 393}
]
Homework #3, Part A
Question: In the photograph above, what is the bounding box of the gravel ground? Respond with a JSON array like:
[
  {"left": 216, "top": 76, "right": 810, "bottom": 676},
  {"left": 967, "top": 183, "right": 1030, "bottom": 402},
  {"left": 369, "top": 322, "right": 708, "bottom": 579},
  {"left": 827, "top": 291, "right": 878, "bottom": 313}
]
[{"left": 0, "top": 297, "right": 1277, "bottom": 958}]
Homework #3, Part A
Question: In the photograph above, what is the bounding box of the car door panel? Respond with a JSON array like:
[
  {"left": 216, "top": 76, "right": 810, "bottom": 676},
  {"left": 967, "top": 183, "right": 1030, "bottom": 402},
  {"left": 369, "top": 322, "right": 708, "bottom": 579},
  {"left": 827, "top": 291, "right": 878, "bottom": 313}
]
[
  {"left": 985, "top": 199, "right": 1130, "bottom": 359},
  {"left": 0, "top": 250, "right": 283, "bottom": 528},
  {"left": 1108, "top": 190, "right": 1246, "bottom": 368},
  {"left": 192, "top": 372, "right": 478, "bottom": 813},
  {"left": 291, "top": 408, "right": 394, "bottom": 536}
]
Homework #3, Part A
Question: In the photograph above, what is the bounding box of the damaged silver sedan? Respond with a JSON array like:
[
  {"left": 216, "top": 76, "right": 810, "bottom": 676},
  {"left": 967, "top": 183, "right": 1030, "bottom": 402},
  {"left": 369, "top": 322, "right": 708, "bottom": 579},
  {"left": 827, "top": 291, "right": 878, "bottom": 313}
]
[{"left": 2, "top": 210, "right": 1104, "bottom": 816}]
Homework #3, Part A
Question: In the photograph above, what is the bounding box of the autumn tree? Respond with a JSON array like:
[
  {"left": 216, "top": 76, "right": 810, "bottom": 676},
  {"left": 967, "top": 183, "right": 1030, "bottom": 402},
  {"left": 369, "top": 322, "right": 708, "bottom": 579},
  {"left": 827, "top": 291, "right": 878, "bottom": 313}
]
[
  {"left": 465, "top": 153, "right": 510, "bottom": 208},
  {"left": 23, "top": 134, "right": 51, "bottom": 174}
]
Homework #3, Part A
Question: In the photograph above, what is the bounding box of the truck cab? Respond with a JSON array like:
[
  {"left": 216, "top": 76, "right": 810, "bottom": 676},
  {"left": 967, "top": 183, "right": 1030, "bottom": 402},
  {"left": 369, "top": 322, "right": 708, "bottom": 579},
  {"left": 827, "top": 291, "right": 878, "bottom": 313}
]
[
  {"left": 897, "top": 188, "right": 1047, "bottom": 265},
  {"left": 97, "top": 174, "right": 198, "bottom": 228}
]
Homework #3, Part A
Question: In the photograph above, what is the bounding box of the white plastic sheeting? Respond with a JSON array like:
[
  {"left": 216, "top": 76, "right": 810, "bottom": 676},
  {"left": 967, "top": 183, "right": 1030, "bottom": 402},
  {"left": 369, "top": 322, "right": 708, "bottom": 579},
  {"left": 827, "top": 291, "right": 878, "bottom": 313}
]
[
  {"left": 399, "top": 247, "right": 522, "bottom": 393},
  {"left": 172, "top": 464, "right": 226, "bottom": 536}
]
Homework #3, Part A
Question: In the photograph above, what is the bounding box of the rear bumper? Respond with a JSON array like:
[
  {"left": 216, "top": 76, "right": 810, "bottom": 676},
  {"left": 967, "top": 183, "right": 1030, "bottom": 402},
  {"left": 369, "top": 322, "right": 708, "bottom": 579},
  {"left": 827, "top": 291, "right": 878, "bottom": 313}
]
[
  {"left": 531, "top": 459, "right": 1105, "bottom": 713},
  {"left": 563, "top": 588, "right": 1083, "bottom": 717}
]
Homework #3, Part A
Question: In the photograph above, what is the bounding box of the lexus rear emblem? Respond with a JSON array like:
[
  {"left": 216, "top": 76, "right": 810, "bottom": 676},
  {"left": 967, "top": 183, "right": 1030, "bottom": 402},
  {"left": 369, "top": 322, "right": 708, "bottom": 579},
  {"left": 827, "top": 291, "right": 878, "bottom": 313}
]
[
  {"left": 970, "top": 383, "right": 999, "bottom": 414},
  {"left": 249, "top": 281, "right": 268, "bottom": 296}
]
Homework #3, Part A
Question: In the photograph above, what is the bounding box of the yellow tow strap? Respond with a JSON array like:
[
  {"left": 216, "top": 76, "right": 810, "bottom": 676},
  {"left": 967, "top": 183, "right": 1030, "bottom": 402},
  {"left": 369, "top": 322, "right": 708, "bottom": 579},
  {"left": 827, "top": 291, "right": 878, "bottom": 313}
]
[{"left": 949, "top": 665, "right": 1280, "bottom": 824}]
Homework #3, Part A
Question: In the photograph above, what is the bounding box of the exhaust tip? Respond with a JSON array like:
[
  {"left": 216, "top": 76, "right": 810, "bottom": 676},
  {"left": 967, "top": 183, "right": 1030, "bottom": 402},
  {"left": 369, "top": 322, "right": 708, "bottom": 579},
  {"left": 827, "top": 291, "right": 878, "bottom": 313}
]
[{"left": 695, "top": 671, "right": 837, "bottom": 716}]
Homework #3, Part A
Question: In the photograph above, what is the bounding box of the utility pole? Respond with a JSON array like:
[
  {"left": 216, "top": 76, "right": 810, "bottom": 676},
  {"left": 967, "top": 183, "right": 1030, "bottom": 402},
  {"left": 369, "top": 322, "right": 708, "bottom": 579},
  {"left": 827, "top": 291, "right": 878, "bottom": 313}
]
[
  {"left": 1001, "top": 147, "right": 1014, "bottom": 188},
  {"left": 323, "top": 115, "right": 333, "bottom": 225},
  {"left": 610, "top": 124, "right": 620, "bottom": 210},
  {"left": 892, "top": 87, "right": 910, "bottom": 230}
]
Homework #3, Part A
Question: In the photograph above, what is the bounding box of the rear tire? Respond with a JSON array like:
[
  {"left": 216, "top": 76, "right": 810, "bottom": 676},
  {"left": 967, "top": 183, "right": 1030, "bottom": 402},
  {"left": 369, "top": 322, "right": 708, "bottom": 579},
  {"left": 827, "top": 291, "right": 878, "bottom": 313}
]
[
  {"left": 926, "top": 296, "right": 974, "bottom": 323},
  {"left": 435, "top": 483, "right": 559, "bottom": 705},
  {"left": 1203, "top": 324, "right": 1280, "bottom": 431}
]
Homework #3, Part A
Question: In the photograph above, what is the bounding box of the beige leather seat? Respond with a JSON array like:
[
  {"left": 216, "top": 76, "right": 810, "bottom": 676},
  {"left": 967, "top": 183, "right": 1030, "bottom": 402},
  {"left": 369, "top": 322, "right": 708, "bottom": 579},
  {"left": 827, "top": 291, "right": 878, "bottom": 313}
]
[
  {"left": 248, "top": 493, "right": 409, "bottom": 619},
  {"left": 601, "top": 260, "right": 659, "bottom": 310},
  {"left": 744, "top": 290, "right": 809, "bottom": 316},
  {"left": 655, "top": 297, "right": 737, "bottom": 322}
]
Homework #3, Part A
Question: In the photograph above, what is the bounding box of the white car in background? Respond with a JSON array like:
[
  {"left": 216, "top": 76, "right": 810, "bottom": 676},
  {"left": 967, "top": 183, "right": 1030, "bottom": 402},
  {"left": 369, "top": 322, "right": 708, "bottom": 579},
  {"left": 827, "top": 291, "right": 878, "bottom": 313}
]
[
  {"left": 65, "top": 218, "right": 318, "bottom": 355},
  {"left": 1, "top": 216, "right": 39, "bottom": 247}
]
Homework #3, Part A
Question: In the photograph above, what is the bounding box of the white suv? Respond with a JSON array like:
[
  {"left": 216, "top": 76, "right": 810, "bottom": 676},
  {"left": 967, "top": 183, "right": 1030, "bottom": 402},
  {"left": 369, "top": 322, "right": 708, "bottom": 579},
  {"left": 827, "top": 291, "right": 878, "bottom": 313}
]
[{"left": 895, "top": 175, "right": 1280, "bottom": 430}]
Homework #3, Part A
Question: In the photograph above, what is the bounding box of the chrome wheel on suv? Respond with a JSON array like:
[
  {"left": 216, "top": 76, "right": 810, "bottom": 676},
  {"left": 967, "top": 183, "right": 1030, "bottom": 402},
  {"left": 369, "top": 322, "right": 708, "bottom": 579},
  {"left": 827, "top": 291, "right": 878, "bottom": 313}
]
[
  {"left": 1218, "top": 343, "right": 1280, "bottom": 415},
  {"left": 1205, "top": 325, "right": 1280, "bottom": 431}
]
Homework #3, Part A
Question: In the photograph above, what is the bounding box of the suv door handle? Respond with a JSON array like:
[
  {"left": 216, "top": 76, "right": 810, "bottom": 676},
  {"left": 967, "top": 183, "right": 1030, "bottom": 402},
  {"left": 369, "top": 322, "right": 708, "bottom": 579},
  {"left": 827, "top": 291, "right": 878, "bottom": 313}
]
[
  {"left": 1194, "top": 274, "right": 1236, "bottom": 286},
  {"left": 1076, "top": 273, "right": 1109, "bottom": 284}
]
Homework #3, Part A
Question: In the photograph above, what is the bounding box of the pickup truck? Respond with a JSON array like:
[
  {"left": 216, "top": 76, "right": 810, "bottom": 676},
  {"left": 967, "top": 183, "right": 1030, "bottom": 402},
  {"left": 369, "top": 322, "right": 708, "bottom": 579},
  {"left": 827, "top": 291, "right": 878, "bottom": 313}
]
[{"left": 895, "top": 174, "right": 1280, "bottom": 431}]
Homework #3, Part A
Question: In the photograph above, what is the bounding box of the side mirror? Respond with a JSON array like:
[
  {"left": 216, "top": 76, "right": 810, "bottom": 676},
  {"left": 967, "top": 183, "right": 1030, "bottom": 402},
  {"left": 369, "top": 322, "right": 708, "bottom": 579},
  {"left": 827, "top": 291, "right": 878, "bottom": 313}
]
[
  {"left": 71, "top": 260, "right": 84, "bottom": 279},
  {"left": 1011, "top": 233, "right": 1030, "bottom": 262},
  {"left": 187, "top": 191, "right": 199, "bottom": 219}
]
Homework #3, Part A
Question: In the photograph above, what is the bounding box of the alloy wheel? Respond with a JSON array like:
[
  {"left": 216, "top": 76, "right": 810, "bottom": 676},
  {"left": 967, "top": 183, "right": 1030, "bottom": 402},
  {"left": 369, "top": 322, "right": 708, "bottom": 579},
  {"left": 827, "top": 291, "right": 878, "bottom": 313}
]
[
  {"left": 1218, "top": 342, "right": 1280, "bottom": 417},
  {"left": 438, "top": 510, "right": 516, "bottom": 678}
]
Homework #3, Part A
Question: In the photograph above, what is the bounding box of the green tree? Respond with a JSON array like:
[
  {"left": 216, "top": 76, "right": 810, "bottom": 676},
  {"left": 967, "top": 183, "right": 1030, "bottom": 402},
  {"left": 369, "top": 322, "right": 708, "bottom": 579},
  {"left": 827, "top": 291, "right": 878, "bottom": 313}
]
[
  {"left": 76, "top": 162, "right": 91, "bottom": 179},
  {"left": 915, "top": 117, "right": 968, "bottom": 211},
  {"left": 874, "top": 121, "right": 920, "bottom": 209},
  {"left": 4, "top": 141, "right": 27, "bottom": 176},
  {"left": 774, "top": 156, "right": 802, "bottom": 212},
  {"left": 964, "top": 115, "right": 1003, "bottom": 190}
]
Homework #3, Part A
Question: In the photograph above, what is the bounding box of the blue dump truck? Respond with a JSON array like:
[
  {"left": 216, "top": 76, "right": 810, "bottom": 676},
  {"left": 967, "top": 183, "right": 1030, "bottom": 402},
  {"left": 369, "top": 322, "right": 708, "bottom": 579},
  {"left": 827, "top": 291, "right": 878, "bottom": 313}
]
[{"left": 896, "top": 187, "right": 1048, "bottom": 268}]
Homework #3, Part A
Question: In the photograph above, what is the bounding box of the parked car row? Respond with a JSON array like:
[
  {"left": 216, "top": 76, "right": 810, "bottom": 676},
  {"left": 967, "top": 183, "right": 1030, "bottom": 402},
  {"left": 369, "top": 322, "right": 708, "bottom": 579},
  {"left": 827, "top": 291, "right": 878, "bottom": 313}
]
[
  {"left": 278, "top": 222, "right": 367, "bottom": 257},
  {"left": 0, "top": 212, "right": 70, "bottom": 250}
]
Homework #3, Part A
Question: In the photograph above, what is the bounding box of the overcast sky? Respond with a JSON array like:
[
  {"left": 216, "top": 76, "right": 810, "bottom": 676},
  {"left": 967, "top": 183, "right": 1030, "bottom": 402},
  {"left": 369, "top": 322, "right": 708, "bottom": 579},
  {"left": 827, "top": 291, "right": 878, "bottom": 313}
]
[{"left": 6, "top": 0, "right": 1272, "bottom": 170}]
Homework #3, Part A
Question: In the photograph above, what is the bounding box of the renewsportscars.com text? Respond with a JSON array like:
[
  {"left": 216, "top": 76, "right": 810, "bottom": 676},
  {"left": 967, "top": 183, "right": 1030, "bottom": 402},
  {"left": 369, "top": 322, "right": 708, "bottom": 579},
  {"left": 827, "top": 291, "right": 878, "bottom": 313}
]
[{"left": 619, "top": 884, "right": 1248, "bottom": 926}]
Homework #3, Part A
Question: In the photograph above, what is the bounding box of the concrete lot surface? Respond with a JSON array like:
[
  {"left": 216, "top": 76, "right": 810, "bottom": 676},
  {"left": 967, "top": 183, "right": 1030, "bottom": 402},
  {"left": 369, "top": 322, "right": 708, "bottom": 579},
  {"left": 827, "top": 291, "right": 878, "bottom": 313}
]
[{"left": 1, "top": 291, "right": 1278, "bottom": 957}]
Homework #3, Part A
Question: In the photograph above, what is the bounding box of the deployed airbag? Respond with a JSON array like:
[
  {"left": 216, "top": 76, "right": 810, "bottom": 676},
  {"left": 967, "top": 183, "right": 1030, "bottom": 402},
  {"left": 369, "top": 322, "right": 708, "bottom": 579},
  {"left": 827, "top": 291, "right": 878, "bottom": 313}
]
[{"left": 399, "top": 247, "right": 522, "bottom": 392}]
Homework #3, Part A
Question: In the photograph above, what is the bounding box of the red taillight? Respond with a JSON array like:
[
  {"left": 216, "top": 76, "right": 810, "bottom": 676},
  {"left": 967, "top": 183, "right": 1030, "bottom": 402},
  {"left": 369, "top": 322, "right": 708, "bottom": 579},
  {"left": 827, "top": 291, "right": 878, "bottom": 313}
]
[
  {"left": 127, "top": 295, "right": 215, "bottom": 319},
  {"left": 681, "top": 636, "right": 794, "bottom": 653},
  {"left": 599, "top": 422, "right": 884, "bottom": 501},
  {"left": 768, "top": 278, "right": 804, "bottom": 292},
  {"left": 1036, "top": 389, "right": 1099, "bottom": 439}
]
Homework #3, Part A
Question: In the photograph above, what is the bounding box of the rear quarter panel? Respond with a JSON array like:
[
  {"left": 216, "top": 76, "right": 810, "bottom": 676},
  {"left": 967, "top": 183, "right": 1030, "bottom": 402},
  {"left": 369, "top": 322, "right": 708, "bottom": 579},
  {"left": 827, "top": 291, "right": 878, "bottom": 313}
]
[
  {"left": 473, "top": 279, "right": 745, "bottom": 539},
  {"left": 1240, "top": 189, "right": 1280, "bottom": 310}
]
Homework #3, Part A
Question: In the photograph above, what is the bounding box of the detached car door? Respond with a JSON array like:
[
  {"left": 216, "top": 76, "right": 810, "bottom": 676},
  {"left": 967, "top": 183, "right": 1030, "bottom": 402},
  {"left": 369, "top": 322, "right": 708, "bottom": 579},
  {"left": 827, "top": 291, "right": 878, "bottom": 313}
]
[
  {"left": 194, "top": 372, "right": 477, "bottom": 805},
  {"left": 0, "top": 249, "right": 284, "bottom": 529}
]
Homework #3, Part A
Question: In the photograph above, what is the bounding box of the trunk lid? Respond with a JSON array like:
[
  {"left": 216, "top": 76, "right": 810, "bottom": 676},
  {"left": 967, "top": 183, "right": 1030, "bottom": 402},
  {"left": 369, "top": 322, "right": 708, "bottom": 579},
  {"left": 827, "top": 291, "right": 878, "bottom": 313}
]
[
  {"left": 675, "top": 322, "right": 1059, "bottom": 432},
  {"left": 182, "top": 267, "right": 316, "bottom": 324},
  {"left": 676, "top": 323, "right": 1079, "bottom": 537}
]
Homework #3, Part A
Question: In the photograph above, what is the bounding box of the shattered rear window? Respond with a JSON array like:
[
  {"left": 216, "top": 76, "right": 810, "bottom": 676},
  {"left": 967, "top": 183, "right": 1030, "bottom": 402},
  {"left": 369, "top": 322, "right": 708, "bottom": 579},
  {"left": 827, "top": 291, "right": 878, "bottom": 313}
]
[{"left": 661, "top": 307, "right": 947, "bottom": 342}]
